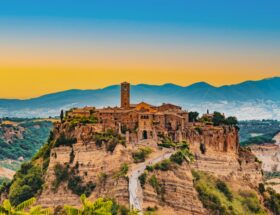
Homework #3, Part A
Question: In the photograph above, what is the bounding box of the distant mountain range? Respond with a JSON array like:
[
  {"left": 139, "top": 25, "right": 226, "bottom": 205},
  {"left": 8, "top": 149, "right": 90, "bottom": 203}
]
[{"left": 1, "top": 77, "right": 280, "bottom": 120}]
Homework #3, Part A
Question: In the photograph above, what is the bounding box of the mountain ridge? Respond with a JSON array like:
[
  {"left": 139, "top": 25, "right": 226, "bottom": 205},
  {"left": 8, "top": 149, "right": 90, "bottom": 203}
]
[{"left": 0, "top": 77, "right": 280, "bottom": 119}]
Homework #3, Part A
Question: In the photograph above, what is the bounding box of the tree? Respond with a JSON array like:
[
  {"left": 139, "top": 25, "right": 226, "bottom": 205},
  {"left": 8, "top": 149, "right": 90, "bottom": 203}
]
[
  {"left": 212, "top": 112, "right": 225, "bottom": 126},
  {"left": 225, "top": 116, "right": 238, "bottom": 126},
  {"left": 64, "top": 194, "right": 113, "bottom": 215},
  {"left": 0, "top": 197, "right": 51, "bottom": 215},
  {"left": 189, "top": 112, "right": 199, "bottom": 122},
  {"left": 60, "top": 110, "right": 64, "bottom": 122}
]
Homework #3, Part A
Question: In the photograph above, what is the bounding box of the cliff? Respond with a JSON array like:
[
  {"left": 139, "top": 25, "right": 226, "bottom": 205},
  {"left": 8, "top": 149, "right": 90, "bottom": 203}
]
[{"left": 1, "top": 121, "right": 266, "bottom": 214}]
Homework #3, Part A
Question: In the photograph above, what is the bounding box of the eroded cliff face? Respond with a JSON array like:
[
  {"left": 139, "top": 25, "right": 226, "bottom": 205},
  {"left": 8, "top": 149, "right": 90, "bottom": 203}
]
[
  {"left": 141, "top": 163, "right": 206, "bottom": 215},
  {"left": 35, "top": 122, "right": 263, "bottom": 214},
  {"left": 184, "top": 125, "right": 263, "bottom": 188},
  {"left": 37, "top": 123, "right": 132, "bottom": 207}
]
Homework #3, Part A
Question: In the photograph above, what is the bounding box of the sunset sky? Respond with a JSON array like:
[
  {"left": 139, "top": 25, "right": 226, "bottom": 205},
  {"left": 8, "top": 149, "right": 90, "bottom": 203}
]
[{"left": 0, "top": 0, "right": 279, "bottom": 99}]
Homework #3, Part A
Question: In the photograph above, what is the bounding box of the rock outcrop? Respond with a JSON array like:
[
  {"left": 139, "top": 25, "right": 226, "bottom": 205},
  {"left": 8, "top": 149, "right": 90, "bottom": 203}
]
[
  {"left": 2, "top": 120, "right": 264, "bottom": 214},
  {"left": 142, "top": 164, "right": 206, "bottom": 215}
]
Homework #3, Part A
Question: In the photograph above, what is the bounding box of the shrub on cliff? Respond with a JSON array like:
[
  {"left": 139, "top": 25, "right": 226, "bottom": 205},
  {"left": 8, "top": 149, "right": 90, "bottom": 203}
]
[
  {"left": 192, "top": 171, "right": 266, "bottom": 215},
  {"left": 114, "top": 163, "right": 129, "bottom": 179},
  {"left": 54, "top": 133, "right": 77, "bottom": 147},
  {"left": 139, "top": 172, "right": 147, "bottom": 188},
  {"left": 154, "top": 159, "right": 172, "bottom": 171},
  {"left": 225, "top": 116, "right": 238, "bottom": 126},
  {"left": 93, "top": 130, "right": 125, "bottom": 152},
  {"left": 216, "top": 179, "right": 233, "bottom": 201},
  {"left": 52, "top": 163, "right": 68, "bottom": 191},
  {"left": 68, "top": 175, "right": 96, "bottom": 197},
  {"left": 263, "top": 187, "right": 280, "bottom": 215},
  {"left": 8, "top": 163, "right": 44, "bottom": 206},
  {"left": 212, "top": 112, "right": 225, "bottom": 126},
  {"left": 132, "top": 147, "right": 152, "bottom": 163}
]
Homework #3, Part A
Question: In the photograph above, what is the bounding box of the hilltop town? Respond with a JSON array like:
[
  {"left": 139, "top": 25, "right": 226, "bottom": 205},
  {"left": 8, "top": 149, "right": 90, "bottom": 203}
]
[{"left": 0, "top": 82, "right": 277, "bottom": 215}]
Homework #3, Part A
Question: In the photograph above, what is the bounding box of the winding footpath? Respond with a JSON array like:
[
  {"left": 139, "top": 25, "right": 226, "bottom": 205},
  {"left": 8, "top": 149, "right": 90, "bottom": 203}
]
[{"left": 128, "top": 150, "right": 173, "bottom": 214}]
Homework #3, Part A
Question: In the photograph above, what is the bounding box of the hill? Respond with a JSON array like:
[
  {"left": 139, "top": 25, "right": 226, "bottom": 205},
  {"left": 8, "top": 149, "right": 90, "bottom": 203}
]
[
  {"left": 0, "top": 77, "right": 280, "bottom": 120},
  {"left": 1, "top": 109, "right": 276, "bottom": 214},
  {"left": 0, "top": 118, "right": 54, "bottom": 180}
]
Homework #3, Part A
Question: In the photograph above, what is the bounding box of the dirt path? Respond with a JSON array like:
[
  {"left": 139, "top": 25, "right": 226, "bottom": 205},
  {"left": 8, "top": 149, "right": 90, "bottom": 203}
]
[{"left": 128, "top": 150, "right": 173, "bottom": 214}]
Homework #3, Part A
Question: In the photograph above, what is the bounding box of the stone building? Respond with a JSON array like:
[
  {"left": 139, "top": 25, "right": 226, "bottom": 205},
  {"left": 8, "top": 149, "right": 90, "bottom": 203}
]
[{"left": 67, "top": 82, "right": 189, "bottom": 143}]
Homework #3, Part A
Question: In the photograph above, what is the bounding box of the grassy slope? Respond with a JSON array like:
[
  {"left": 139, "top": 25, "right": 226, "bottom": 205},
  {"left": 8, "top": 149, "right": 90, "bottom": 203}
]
[
  {"left": 192, "top": 170, "right": 267, "bottom": 215},
  {"left": 0, "top": 118, "right": 53, "bottom": 163},
  {"left": 239, "top": 120, "right": 280, "bottom": 146}
]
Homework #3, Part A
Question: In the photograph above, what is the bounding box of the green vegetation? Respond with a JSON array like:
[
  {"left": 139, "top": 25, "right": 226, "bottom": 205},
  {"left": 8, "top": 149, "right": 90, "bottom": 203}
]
[
  {"left": 68, "top": 175, "right": 96, "bottom": 197},
  {"left": 2, "top": 131, "right": 55, "bottom": 206},
  {"left": 192, "top": 170, "right": 266, "bottom": 215},
  {"left": 0, "top": 119, "right": 53, "bottom": 161},
  {"left": 132, "top": 147, "right": 152, "bottom": 163},
  {"left": 68, "top": 115, "right": 98, "bottom": 128},
  {"left": 189, "top": 111, "right": 199, "bottom": 122},
  {"left": 238, "top": 120, "right": 280, "bottom": 145},
  {"left": 93, "top": 129, "right": 126, "bottom": 153},
  {"left": 0, "top": 177, "right": 9, "bottom": 185},
  {"left": 8, "top": 162, "right": 44, "bottom": 206},
  {"left": 157, "top": 136, "right": 176, "bottom": 148},
  {"left": 139, "top": 172, "right": 147, "bottom": 188},
  {"left": 263, "top": 187, "right": 280, "bottom": 215},
  {"left": 216, "top": 179, "right": 233, "bottom": 201},
  {"left": 171, "top": 142, "right": 194, "bottom": 164},
  {"left": 147, "top": 143, "right": 193, "bottom": 173},
  {"left": 52, "top": 163, "right": 68, "bottom": 191},
  {"left": 114, "top": 163, "right": 129, "bottom": 180},
  {"left": 212, "top": 112, "right": 238, "bottom": 126},
  {"left": 154, "top": 159, "right": 172, "bottom": 171},
  {"left": 264, "top": 172, "right": 280, "bottom": 180},
  {"left": 0, "top": 197, "right": 51, "bottom": 215},
  {"left": 64, "top": 194, "right": 138, "bottom": 215},
  {"left": 52, "top": 163, "right": 96, "bottom": 197},
  {"left": 54, "top": 132, "right": 77, "bottom": 147},
  {"left": 241, "top": 134, "right": 277, "bottom": 146},
  {"left": 148, "top": 175, "right": 164, "bottom": 199}
]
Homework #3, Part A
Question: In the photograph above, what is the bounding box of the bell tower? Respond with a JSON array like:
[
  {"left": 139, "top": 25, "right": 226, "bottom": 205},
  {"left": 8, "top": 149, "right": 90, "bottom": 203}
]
[{"left": 121, "top": 82, "right": 130, "bottom": 109}]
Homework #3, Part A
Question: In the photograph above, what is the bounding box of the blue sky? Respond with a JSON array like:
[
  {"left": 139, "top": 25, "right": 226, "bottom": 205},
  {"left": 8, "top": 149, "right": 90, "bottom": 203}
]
[
  {"left": 0, "top": 0, "right": 279, "bottom": 31},
  {"left": 0, "top": 0, "right": 279, "bottom": 98}
]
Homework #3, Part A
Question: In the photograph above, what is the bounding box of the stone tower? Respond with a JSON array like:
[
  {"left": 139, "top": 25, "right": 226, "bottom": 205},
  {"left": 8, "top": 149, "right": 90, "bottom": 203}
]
[{"left": 121, "top": 82, "right": 130, "bottom": 109}]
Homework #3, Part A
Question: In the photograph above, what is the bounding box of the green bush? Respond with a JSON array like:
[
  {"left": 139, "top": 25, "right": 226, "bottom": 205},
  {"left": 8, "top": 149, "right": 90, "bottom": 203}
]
[
  {"left": 139, "top": 172, "right": 147, "bottom": 188},
  {"left": 264, "top": 187, "right": 280, "bottom": 214},
  {"left": 132, "top": 147, "right": 152, "bottom": 163},
  {"left": 8, "top": 163, "right": 43, "bottom": 206},
  {"left": 170, "top": 151, "right": 184, "bottom": 165},
  {"left": 239, "top": 190, "right": 263, "bottom": 213},
  {"left": 52, "top": 163, "right": 68, "bottom": 191},
  {"left": 54, "top": 133, "right": 77, "bottom": 147},
  {"left": 192, "top": 170, "right": 266, "bottom": 215},
  {"left": 148, "top": 175, "right": 164, "bottom": 200},
  {"left": 149, "top": 175, "right": 160, "bottom": 194},
  {"left": 154, "top": 159, "right": 171, "bottom": 171},
  {"left": 216, "top": 179, "right": 233, "bottom": 201},
  {"left": 114, "top": 163, "right": 129, "bottom": 179},
  {"left": 94, "top": 131, "right": 125, "bottom": 152},
  {"left": 68, "top": 175, "right": 96, "bottom": 197},
  {"left": 146, "top": 165, "right": 154, "bottom": 172}
]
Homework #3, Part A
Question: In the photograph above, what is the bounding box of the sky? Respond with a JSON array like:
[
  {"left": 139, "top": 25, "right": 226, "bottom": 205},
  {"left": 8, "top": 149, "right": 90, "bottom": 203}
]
[{"left": 0, "top": 0, "right": 280, "bottom": 99}]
